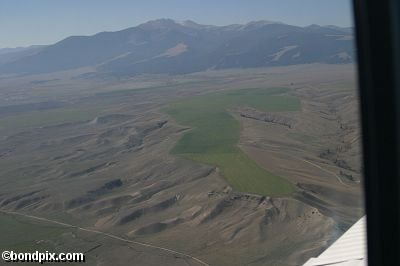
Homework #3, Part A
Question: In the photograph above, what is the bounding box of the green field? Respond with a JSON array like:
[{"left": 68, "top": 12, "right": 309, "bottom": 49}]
[
  {"left": 0, "top": 214, "right": 68, "bottom": 252},
  {"left": 0, "top": 214, "right": 87, "bottom": 266},
  {"left": 164, "top": 88, "right": 300, "bottom": 196}
]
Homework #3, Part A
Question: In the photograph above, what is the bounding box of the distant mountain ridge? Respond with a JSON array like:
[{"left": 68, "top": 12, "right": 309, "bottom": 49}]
[
  {"left": 0, "top": 19, "right": 354, "bottom": 76},
  {"left": 0, "top": 45, "right": 47, "bottom": 65}
]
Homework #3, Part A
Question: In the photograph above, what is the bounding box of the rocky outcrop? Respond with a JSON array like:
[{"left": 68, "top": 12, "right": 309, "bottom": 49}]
[{"left": 238, "top": 108, "right": 295, "bottom": 128}]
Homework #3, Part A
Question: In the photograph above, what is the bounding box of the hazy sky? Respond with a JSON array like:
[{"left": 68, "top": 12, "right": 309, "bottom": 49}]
[{"left": 0, "top": 0, "right": 353, "bottom": 48}]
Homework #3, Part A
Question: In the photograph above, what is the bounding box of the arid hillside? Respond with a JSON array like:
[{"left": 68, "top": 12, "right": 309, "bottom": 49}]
[{"left": 0, "top": 64, "right": 363, "bottom": 266}]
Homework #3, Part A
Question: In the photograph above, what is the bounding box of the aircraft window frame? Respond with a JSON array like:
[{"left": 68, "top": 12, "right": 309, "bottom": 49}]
[{"left": 353, "top": 0, "right": 400, "bottom": 265}]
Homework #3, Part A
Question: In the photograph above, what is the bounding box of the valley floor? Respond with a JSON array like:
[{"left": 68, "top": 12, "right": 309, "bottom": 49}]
[{"left": 0, "top": 64, "right": 363, "bottom": 266}]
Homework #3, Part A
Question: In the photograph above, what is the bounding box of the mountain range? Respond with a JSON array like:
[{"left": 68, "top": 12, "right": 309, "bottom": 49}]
[{"left": 0, "top": 19, "right": 354, "bottom": 76}]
